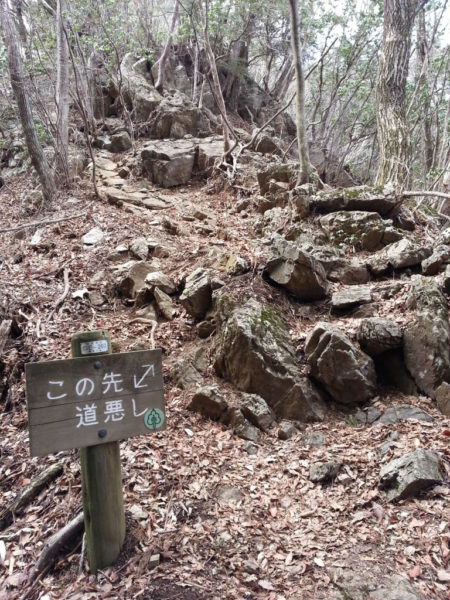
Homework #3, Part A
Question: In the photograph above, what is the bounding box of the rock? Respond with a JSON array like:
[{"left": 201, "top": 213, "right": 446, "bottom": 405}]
[
  {"left": 278, "top": 421, "right": 298, "bottom": 440},
  {"left": 118, "top": 53, "right": 163, "bottom": 120},
  {"left": 188, "top": 386, "right": 228, "bottom": 421},
  {"left": 225, "top": 255, "right": 250, "bottom": 275},
  {"left": 331, "top": 286, "right": 372, "bottom": 311},
  {"left": 354, "top": 406, "right": 383, "bottom": 425},
  {"left": 311, "top": 185, "right": 399, "bottom": 216},
  {"left": 379, "top": 448, "right": 442, "bottom": 502},
  {"left": 103, "top": 187, "right": 170, "bottom": 210},
  {"left": 435, "top": 382, "right": 450, "bottom": 416},
  {"left": 180, "top": 268, "right": 212, "bottom": 320},
  {"left": 350, "top": 302, "right": 379, "bottom": 318},
  {"left": 257, "top": 163, "right": 297, "bottom": 196},
  {"left": 197, "top": 138, "right": 225, "bottom": 176},
  {"left": 309, "top": 460, "right": 341, "bottom": 483},
  {"left": 379, "top": 431, "right": 400, "bottom": 455},
  {"left": 303, "top": 432, "right": 326, "bottom": 447},
  {"left": 404, "top": 276, "right": 450, "bottom": 397},
  {"left": 421, "top": 244, "right": 450, "bottom": 275},
  {"left": 169, "top": 346, "right": 206, "bottom": 390},
  {"left": 141, "top": 139, "right": 195, "bottom": 188},
  {"left": 154, "top": 287, "right": 175, "bottom": 320},
  {"left": 376, "top": 405, "right": 433, "bottom": 424},
  {"left": 305, "top": 322, "right": 377, "bottom": 406},
  {"left": 214, "top": 297, "right": 326, "bottom": 421},
  {"left": 215, "top": 484, "right": 243, "bottom": 504},
  {"left": 391, "top": 205, "right": 416, "bottom": 231},
  {"left": 357, "top": 318, "right": 403, "bottom": 356},
  {"left": 264, "top": 238, "right": 329, "bottom": 301},
  {"left": 153, "top": 244, "right": 172, "bottom": 258},
  {"left": 148, "top": 92, "right": 211, "bottom": 139},
  {"left": 109, "top": 131, "right": 132, "bottom": 153},
  {"left": 243, "top": 442, "right": 259, "bottom": 455},
  {"left": 196, "top": 319, "right": 216, "bottom": 339},
  {"left": 129, "top": 237, "right": 149, "bottom": 260},
  {"left": 144, "top": 271, "right": 176, "bottom": 295},
  {"left": 443, "top": 264, "right": 450, "bottom": 294},
  {"left": 319, "top": 211, "right": 389, "bottom": 251},
  {"left": 116, "top": 261, "right": 155, "bottom": 299},
  {"left": 252, "top": 133, "right": 281, "bottom": 155},
  {"left": 161, "top": 216, "right": 179, "bottom": 235},
  {"left": 327, "top": 259, "right": 370, "bottom": 285},
  {"left": 384, "top": 238, "right": 432, "bottom": 269},
  {"left": 330, "top": 568, "right": 425, "bottom": 600},
  {"left": 225, "top": 408, "right": 260, "bottom": 442},
  {"left": 239, "top": 394, "right": 276, "bottom": 432},
  {"left": 82, "top": 227, "right": 104, "bottom": 246},
  {"left": 88, "top": 290, "right": 105, "bottom": 307}
]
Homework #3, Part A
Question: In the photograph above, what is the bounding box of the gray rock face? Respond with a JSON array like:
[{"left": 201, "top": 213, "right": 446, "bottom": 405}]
[
  {"left": 129, "top": 237, "right": 149, "bottom": 260},
  {"left": 154, "top": 287, "right": 175, "bottom": 320},
  {"left": 180, "top": 268, "right": 212, "bottom": 320},
  {"left": 188, "top": 386, "right": 228, "bottom": 421},
  {"left": 116, "top": 261, "right": 155, "bottom": 298},
  {"left": 257, "top": 163, "right": 296, "bottom": 196},
  {"left": 305, "top": 322, "right": 377, "bottom": 406},
  {"left": 319, "top": 211, "right": 392, "bottom": 251},
  {"left": 376, "top": 405, "right": 433, "bottom": 424},
  {"left": 310, "top": 185, "right": 398, "bottom": 216},
  {"left": 404, "top": 276, "right": 450, "bottom": 398},
  {"left": 214, "top": 297, "right": 326, "bottom": 421},
  {"left": 109, "top": 131, "right": 132, "bottom": 153},
  {"left": 421, "top": 244, "right": 450, "bottom": 275},
  {"left": 197, "top": 138, "right": 225, "bottom": 176},
  {"left": 435, "top": 382, "right": 450, "bottom": 416},
  {"left": 142, "top": 139, "right": 195, "bottom": 188},
  {"left": 82, "top": 227, "right": 104, "bottom": 246},
  {"left": 327, "top": 258, "right": 370, "bottom": 285},
  {"left": 357, "top": 318, "right": 403, "bottom": 356},
  {"left": 264, "top": 238, "right": 329, "bottom": 301},
  {"left": 225, "top": 408, "right": 260, "bottom": 442},
  {"left": 379, "top": 448, "right": 442, "bottom": 502},
  {"left": 148, "top": 92, "right": 211, "bottom": 139},
  {"left": 169, "top": 346, "right": 206, "bottom": 390},
  {"left": 277, "top": 421, "right": 298, "bottom": 440},
  {"left": 119, "top": 53, "right": 163, "bottom": 121},
  {"left": 239, "top": 394, "right": 276, "bottom": 432},
  {"left": 331, "top": 286, "right": 372, "bottom": 311},
  {"left": 145, "top": 271, "right": 176, "bottom": 294},
  {"left": 309, "top": 460, "right": 341, "bottom": 483},
  {"left": 303, "top": 432, "right": 326, "bottom": 447}
]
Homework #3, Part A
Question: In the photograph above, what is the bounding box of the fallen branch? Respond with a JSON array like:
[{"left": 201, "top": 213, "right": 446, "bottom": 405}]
[
  {"left": 30, "top": 512, "right": 84, "bottom": 582},
  {"left": 0, "top": 463, "right": 64, "bottom": 531},
  {"left": 403, "top": 190, "right": 450, "bottom": 201},
  {"left": 47, "top": 268, "right": 71, "bottom": 322},
  {"left": 0, "top": 201, "right": 94, "bottom": 233}
]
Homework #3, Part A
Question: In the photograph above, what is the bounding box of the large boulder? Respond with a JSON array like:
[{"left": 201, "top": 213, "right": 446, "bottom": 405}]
[
  {"left": 383, "top": 238, "right": 432, "bottom": 269},
  {"left": 213, "top": 297, "right": 326, "bottom": 421},
  {"left": 319, "top": 211, "right": 400, "bottom": 251},
  {"left": 305, "top": 322, "right": 377, "bottom": 406},
  {"left": 142, "top": 139, "right": 195, "bottom": 187},
  {"left": 263, "top": 238, "right": 329, "bottom": 301},
  {"left": 404, "top": 276, "right": 450, "bottom": 398},
  {"left": 257, "top": 163, "right": 297, "bottom": 196},
  {"left": 148, "top": 92, "right": 212, "bottom": 139},
  {"left": 310, "top": 185, "right": 399, "bottom": 216},
  {"left": 118, "top": 54, "right": 163, "bottom": 121},
  {"left": 179, "top": 268, "right": 212, "bottom": 320},
  {"left": 379, "top": 448, "right": 443, "bottom": 502},
  {"left": 357, "top": 318, "right": 403, "bottom": 356}
]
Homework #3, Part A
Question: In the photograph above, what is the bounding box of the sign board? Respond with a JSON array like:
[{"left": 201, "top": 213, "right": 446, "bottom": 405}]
[{"left": 25, "top": 349, "right": 165, "bottom": 457}]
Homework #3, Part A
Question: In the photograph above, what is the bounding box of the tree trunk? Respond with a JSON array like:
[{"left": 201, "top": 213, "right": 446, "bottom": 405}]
[
  {"left": 154, "top": 0, "right": 180, "bottom": 94},
  {"left": 375, "top": 0, "right": 418, "bottom": 189},
  {"left": 416, "top": 8, "right": 433, "bottom": 178},
  {"left": 288, "top": 0, "right": 312, "bottom": 184},
  {"left": 1, "top": 0, "right": 56, "bottom": 202},
  {"left": 55, "top": 0, "right": 69, "bottom": 183}
]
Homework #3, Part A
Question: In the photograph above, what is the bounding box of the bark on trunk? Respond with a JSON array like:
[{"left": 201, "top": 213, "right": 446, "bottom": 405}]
[
  {"left": 1, "top": 0, "right": 56, "bottom": 202},
  {"left": 416, "top": 8, "right": 433, "bottom": 177},
  {"left": 154, "top": 0, "right": 180, "bottom": 94},
  {"left": 55, "top": 0, "right": 69, "bottom": 183},
  {"left": 288, "top": 0, "right": 312, "bottom": 184},
  {"left": 375, "top": 0, "right": 418, "bottom": 189}
]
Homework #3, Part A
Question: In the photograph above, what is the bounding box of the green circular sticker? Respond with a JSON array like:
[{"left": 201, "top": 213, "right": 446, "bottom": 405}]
[{"left": 144, "top": 408, "right": 165, "bottom": 430}]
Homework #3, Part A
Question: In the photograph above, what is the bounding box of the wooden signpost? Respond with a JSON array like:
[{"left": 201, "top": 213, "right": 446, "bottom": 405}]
[{"left": 25, "top": 330, "right": 166, "bottom": 573}]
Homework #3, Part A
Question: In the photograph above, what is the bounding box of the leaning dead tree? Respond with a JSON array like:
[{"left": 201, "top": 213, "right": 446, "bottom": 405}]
[{"left": 1, "top": 0, "right": 57, "bottom": 202}]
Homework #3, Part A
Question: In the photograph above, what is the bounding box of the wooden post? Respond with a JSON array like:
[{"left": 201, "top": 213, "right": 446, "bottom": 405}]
[{"left": 71, "top": 330, "right": 125, "bottom": 574}]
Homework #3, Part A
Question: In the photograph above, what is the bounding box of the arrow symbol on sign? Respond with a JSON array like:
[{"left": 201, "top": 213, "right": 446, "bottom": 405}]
[{"left": 133, "top": 364, "right": 155, "bottom": 388}]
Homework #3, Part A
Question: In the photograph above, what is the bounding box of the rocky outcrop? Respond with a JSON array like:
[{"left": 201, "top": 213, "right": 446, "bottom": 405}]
[
  {"left": 214, "top": 297, "right": 326, "bottom": 421},
  {"left": 319, "top": 211, "right": 401, "bottom": 251},
  {"left": 263, "top": 238, "right": 329, "bottom": 301},
  {"left": 305, "top": 322, "right": 377, "bottom": 405},
  {"left": 404, "top": 276, "right": 450, "bottom": 398},
  {"left": 148, "top": 92, "right": 212, "bottom": 139},
  {"left": 116, "top": 54, "right": 163, "bottom": 121},
  {"left": 379, "top": 448, "right": 442, "bottom": 502},
  {"left": 141, "top": 139, "right": 196, "bottom": 187},
  {"left": 310, "top": 185, "right": 399, "bottom": 216}
]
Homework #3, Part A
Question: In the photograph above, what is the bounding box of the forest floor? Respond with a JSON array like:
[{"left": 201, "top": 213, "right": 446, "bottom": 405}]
[{"left": 0, "top": 154, "right": 449, "bottom": 600}]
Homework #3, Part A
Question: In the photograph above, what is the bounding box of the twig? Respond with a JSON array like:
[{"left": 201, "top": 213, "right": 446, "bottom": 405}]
[
  {"left": 0, "top": 463, "right": 64, "bottom": 532},
  {"left": 403, "top": 190, "right": 450, "bottom": 201},
  {"left": 0, "top": 202, "right": 94, "bottom": 233},
  {"left": 47, "top": 268, "right": 71, "bottom": 322}
]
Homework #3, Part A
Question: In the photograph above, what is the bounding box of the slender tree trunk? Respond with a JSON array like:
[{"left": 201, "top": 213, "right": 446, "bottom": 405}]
[
  {"left": 416, "top": 8, "right": 433, "bottom": 178},
  {"left": 154, "top": 0, "right": 180, "bottom": 94},
  {"left": 375, "top": 0, "right": 418, "bottom": 188},
  {"left": 197, "top": 0, "right": 230, "bottom": 153},
  {"left": 288, "top": 0, "right": 312, "bottom": 184},
  {"left": 55, "top": 0, "right": 69, "bottom": 183},
  {"left": 1, "top": 0, "right": 56, "bottom": 202}
]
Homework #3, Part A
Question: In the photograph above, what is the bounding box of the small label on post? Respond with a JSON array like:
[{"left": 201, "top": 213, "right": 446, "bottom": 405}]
[{"left": 80, "top": 340, "right": 109, "bottom": 355}]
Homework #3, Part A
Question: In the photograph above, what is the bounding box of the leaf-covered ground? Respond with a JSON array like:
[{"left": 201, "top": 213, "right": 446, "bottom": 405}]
[{"left": 0, "top": 162, "right": 449, "bottom": 600}]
